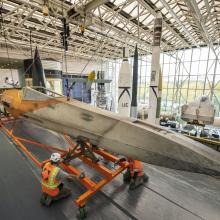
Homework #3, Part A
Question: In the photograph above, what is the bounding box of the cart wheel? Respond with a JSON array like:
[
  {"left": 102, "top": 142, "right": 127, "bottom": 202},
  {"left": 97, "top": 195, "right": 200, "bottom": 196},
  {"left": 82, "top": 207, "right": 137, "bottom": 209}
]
[{"left": 77, "top": 205, "right": 88, "bottom": 219}]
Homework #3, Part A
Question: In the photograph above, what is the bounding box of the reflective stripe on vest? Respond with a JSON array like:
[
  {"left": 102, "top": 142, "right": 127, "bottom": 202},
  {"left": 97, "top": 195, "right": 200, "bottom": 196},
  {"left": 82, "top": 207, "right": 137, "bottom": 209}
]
[{"left": 41, "top": 165, "right": 60, "bottom": 189}]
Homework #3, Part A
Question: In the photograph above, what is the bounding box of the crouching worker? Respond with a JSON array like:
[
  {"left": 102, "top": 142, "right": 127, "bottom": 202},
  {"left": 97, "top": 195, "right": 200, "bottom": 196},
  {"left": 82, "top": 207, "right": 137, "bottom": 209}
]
[
  {"left": 116, "top": 158, "right": 148, "bottom": 190},
  {"left": 40, "top": 152, "right": 84, "bottom": 206}
]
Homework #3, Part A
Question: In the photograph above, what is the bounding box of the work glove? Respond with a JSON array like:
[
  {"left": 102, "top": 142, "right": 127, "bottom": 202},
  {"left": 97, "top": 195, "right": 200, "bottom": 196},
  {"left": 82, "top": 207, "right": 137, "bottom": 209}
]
[
  {"left": 62, "top": 148, "right": 75, "bottom": 164},
  {"left": 78, "top": 172, "right": 85, "bottom": 179},
  {"left": 114, "top": 157, "right": 127, "bottom": 166}
]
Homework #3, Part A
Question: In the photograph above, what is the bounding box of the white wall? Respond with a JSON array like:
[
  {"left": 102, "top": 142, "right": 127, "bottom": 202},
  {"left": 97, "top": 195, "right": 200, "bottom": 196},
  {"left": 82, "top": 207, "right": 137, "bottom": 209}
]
[
  {"left": 0, "top": 46, "right": 105, "bottom": 76},
  {"left": 64, "top": 58, "right": 103, "bottom": 75},
  {"left": 0, "top": 69, "right": 19, "bottom": 87}
]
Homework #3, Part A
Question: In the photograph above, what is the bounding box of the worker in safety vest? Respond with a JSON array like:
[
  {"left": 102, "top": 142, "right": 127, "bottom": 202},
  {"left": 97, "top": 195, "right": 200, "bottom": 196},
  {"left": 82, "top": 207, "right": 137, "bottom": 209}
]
[
  {"left": 40, "top": 152, "right": 84, "bottom": 206},
  {"left": 116, "top": 158, "right": 148, "bottom": 190}
]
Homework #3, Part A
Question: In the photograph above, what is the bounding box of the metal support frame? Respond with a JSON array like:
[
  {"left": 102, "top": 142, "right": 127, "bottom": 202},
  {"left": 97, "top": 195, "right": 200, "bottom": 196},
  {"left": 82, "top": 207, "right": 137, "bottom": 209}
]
[
  {"left": 0, "top": 113, "right": 129, "bottom": 215},
  {"left": 3, "top": 0, "right": 219, "bottom": 61},
  {"left": 157, "top": 46, "right": 220, "bottom": 116}
]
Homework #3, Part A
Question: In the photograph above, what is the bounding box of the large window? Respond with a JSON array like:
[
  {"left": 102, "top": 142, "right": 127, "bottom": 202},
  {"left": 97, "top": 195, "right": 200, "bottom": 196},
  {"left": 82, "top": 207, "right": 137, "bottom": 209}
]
[
  {"left": 161, "top": 46, "right": 220, "bottom": 116},
  {"left": 104, "top": 46, "right": 220, "bottom": 116}
]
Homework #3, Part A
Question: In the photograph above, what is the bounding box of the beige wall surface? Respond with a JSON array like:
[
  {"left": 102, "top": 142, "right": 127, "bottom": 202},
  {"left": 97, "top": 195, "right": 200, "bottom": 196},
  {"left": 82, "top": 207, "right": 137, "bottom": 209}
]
[
  {"left": 0, "top": 69, "right": 19, "bottom": 87},
  {"left": 0, "top": 47, "right": 103, "bottom": 75}
]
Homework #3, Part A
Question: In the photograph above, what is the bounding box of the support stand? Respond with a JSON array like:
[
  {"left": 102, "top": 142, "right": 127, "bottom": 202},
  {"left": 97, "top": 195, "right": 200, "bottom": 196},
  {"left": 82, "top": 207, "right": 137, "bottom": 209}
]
[{"left": 0, "top": 114, "right": 129, "bottom": 219}]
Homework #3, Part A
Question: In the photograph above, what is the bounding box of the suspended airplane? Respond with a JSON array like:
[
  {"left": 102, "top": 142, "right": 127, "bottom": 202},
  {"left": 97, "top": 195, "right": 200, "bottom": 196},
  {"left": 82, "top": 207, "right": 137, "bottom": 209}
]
[
  {"left": 1, "top": 86, "right": 220, "bottom": 176},
  {"left": 2, "top": 48, "right": 220, "bottom": 177}
]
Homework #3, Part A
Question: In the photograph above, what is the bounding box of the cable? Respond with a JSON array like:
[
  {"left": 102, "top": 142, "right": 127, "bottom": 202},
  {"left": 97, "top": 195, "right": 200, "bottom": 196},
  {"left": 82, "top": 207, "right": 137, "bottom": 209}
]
[
  {"left": 0, "top": 2, "right": 15, "bottom": 87},
  {"left": 0, "top": 4, "right": 38, "bottom": 86},
  {"left": 30, "top": 30, "right": 33, "bottom": 59},
  {"left": 137, "top": 2, "right": 140, "bottom": 41},
  {"left": 68, "top": 15, "right": 119, "bottom": 92},
  {"left": 61, "top": 0, "right": 68, "bottom": 75}
]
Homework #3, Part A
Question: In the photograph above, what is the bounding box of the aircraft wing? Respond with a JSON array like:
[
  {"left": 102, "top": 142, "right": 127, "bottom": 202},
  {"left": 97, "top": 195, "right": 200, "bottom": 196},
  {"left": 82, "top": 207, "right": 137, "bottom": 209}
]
[
  {"left": 1, "top": 87, "right": 220, "bottom": 176},
  {"left": 67, "top": 78, "right": 112, "bottom": 84}
]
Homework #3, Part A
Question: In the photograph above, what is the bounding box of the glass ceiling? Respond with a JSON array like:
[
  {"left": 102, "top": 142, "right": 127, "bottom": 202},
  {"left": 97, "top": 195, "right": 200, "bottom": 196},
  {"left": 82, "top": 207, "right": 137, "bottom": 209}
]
[{"left": 1, "top": 0, "right": 220, "bottom": 60}]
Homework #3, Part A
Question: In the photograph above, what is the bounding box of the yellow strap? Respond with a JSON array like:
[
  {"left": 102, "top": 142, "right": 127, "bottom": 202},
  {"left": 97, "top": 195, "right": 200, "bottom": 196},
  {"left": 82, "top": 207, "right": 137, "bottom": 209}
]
[{"left": 42, "top": 167, "right": 60, "bottom": 189}]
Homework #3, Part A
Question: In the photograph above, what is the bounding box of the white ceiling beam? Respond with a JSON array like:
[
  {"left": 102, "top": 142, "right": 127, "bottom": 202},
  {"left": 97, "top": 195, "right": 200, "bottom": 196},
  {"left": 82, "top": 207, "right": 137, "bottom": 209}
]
[
  {"left": 159, "top": 0, "right": 198, "bottom": 46},
  {"left": 85, "top": 0, "right": 109, "bottom": 13},
  {"left": 183, "top": 0, "right": 219, "bottom": 61},
  {"left": 137, "top": 0, "right": 190, "bottom": 47}
]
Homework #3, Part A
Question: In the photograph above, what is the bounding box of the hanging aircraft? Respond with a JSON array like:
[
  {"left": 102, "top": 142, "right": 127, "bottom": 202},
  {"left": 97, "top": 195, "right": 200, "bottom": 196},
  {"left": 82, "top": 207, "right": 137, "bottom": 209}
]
[
  {"left": 1, "top": 86, "right": 220, "bottom": 176},
  {"left": 2, "top": 48, "right": 220, "bottom": 177}
]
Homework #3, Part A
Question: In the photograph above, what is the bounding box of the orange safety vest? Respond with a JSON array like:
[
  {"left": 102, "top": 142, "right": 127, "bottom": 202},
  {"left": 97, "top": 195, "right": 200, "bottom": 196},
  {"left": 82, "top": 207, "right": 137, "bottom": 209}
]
[
  {"left": 41, "top": 162, "right": 61, "bottom": 197},
  {"left": 129, "top": 160, "right": 144, "bottom": 177}
]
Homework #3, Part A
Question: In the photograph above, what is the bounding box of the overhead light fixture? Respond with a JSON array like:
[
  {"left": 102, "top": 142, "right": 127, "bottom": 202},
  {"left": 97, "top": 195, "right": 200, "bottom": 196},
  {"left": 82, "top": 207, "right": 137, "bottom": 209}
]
[{"left": 42, "top": 0, "right": 49, "bottom": 16}]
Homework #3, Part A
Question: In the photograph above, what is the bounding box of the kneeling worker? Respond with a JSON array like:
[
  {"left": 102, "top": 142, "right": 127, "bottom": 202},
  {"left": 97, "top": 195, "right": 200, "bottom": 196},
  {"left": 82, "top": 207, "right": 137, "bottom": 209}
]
[
  {"left": 117, "top": 158, "right": 148, "bottom": 190},
  {"left": 41, "top": 152, "right": 84, "bottom": 206}
]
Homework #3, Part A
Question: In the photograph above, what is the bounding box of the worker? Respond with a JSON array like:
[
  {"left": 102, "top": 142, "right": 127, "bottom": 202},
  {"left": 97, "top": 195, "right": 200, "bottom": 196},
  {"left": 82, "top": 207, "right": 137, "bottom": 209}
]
[
  {"left": 116, "top": 158, "right": 148, "bottom": 190},
  {"left": 40, "top": 152, "right": 84, "bottom": 206}
]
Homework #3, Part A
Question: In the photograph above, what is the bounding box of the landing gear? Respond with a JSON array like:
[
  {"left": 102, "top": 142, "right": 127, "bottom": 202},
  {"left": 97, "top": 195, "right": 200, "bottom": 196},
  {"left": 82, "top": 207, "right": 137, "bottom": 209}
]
[{"left": 77, "top": 205, "right": 88, "bottom": 219}]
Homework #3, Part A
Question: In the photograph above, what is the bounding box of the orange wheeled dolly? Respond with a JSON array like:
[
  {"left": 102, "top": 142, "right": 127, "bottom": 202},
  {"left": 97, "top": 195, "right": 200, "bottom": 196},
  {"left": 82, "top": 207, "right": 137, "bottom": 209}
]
[{"left": 0, "top": 115, "right": 129, "bottom": 218}]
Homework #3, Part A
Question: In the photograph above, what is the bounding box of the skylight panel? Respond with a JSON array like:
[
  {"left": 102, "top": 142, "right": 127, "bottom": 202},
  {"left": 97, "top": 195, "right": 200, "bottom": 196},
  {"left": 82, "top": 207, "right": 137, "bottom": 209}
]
[
  {"left": 123, "top": 1, "right": 137, "bottom": 15},
  {"left": 166, "top": 13, "right": 172, "bottom": 19},
  {"left": 151, "top": 0, "right": 157, "bottom": 4},
  {"left": 142, "top": 14, "right": 154, "bottom": 25},
  {"left": 130, "top": 6, "right": 138, "bottom": 17},
  {"left": 198, "top": 0, "right": 205, "bottom": 9},
  {"left": 139, "top": 14, "right": 149, "bottom": 23},
  {"left": 112, "top": 17, "right": 121, "bottom": 25},
  {"left": 172, "top": 5, "right": 179, "bottom": 13},
  {"left": 114, "top": 0, "right": 127, "bottom": 7},
  {"left": 161, "top": 7, "right": 168, "bottom": 15},
  {"left": 155, "top": 1, "right": 163, "bottom": 8},
  {"left": 179, "top": 15, "right": 186, "bottom": 22},
  {"left": 117, "top": 23, "right": 125, "bottom": 29}
]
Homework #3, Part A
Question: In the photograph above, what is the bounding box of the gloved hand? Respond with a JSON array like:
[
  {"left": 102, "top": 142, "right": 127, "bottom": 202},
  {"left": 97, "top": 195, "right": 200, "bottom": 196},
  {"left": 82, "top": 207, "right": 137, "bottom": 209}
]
[
  {"left": 62, "top": 147, "right": 76, "bottom": 164},
  {"left": 114, "top": 157, "right": 127, "bottom": 166},
  {"left": 62, "top": 157, "right": 69, "bottom": 164},
  {"left": 78, "top": 172, "right": 85, "bottom": 179}
]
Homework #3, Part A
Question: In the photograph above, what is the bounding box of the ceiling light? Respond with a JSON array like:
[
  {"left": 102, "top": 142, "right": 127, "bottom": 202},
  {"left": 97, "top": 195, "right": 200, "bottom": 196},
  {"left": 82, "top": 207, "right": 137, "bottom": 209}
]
[
  {"left": 42, "top": 5, "right": 49, "bottom": 16},
  {"left": 42, "top": 0, "right": 49, "bottom": 16}
]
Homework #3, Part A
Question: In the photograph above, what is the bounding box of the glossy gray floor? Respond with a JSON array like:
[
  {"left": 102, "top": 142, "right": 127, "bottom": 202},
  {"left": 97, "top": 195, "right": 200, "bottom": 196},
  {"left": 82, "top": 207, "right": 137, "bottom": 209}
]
[{"left": 0, "top": 120, "right": 220, "bottom": 220}]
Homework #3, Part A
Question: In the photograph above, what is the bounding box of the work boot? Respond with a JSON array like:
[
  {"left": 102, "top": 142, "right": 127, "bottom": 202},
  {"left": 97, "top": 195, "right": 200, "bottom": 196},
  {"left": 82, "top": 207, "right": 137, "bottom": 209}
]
[
  {"left": 123, "top": 169, "right": 131, "bottom": 182},
  {"left": 40, "top": 193, "right": 47, "bottom": 206},
  {"left": 143, "top": 173, "right": 149, "bottom": 182},
  {"left": 129, "top": 176, "right": 144, "bottom": 190},
  {"left": 44, "top": 195, "right": 52, "bottom": 207}
]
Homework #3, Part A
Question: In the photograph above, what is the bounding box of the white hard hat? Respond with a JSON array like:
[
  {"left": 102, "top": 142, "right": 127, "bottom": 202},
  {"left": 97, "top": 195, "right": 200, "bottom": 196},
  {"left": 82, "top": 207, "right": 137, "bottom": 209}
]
[{"left": 50, "top": 153, "right": 61, "bottom": 163}]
